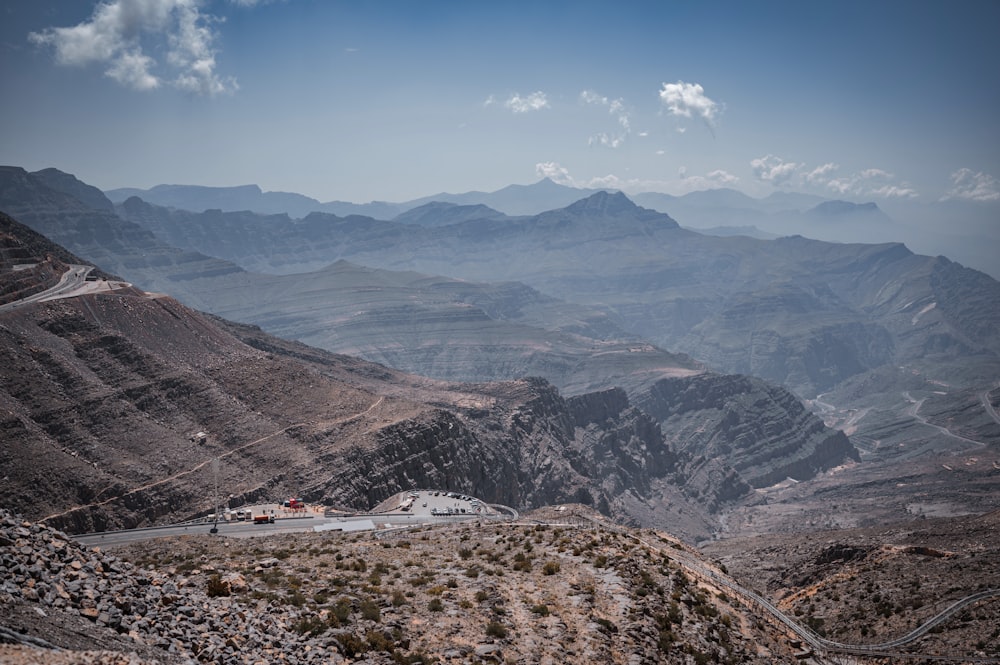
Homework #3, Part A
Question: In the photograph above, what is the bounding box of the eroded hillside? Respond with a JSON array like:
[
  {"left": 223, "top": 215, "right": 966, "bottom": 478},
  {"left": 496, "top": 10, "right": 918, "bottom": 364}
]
[{"left": 0, "top": 254, "right": 855, "bottom": 542}]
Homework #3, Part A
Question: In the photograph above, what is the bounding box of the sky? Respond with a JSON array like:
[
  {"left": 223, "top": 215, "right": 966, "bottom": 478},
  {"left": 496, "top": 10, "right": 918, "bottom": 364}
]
[{"left": 1, "top": 0, "right": 999, "bottom": 208}]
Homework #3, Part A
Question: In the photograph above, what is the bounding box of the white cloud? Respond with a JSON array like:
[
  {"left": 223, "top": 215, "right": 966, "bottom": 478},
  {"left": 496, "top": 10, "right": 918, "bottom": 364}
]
[
  {"left": 29, "top": 0, "right": 238, "bottom": 95},
  {"left": 106, "top": 48, "right": 159, "bottom": 89},
  {"left": 534, "top": 162, "right": 627, "bottom": 190},
  {"left": 868, "top": 185, "right": 918, "bottom": 199},
  {"left": 806, "top": 162, "right": 839, "bottom": 184},
  {"left": 678, "top": 167, "right": 740, "bottom": 190},
  {"left": 535, "top": 162, "right": 575, "bottom": 186},
  {"left": 505, "top": 91, "right": 549, "bottom": 113},
  {"left": 536, "top": 162, "right": 737, "bottom": 196},
  {"left": 580, "top": 89, "right": 631, "bottom": 148},
  {"left": 823, "top": 166, "right": 918, "bottom": 199},
  {"left": 589, "top": 133, "right": 624, "bottom": 149},
  {"left": 943, "top": 168, "right": 1000, "bottom": 202},
  {"left": 659, "top": 81, "right": 719, "bottom": 123},
  {"left": 706, "top": 169, "right": 740, "bottom": 186},
  {"left": 751, "top": 154, "right": 801, "bottom": 186}
]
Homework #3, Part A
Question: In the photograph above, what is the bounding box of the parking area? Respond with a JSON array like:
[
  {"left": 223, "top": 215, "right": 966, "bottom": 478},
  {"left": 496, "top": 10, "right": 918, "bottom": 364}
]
[{"left": 379, "top": 490, "right": 491, "bottom": 518}]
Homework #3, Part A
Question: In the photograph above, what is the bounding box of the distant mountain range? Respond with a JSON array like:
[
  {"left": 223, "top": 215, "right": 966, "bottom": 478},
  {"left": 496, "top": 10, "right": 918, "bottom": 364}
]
[
  {"left": 105, "top": 177, "right": 1000, "bottom": 281},
  {"left": 104, "top": 184, "right": 1000, "bottom": 401},
  {"left": 10, "top": 166, "right": 1000, "bottom": 404},
  {"left": 2, "top": 164, "right": 998, "bottom": 537},
  {"left": 104, "top": 177, "right": 607, "bottom": 219},
  {"left": 106, "top": 177, "right": 871, "bottom": 225},
  {"left": 0, "top": 175, "right": 863, "bottom": 540}
]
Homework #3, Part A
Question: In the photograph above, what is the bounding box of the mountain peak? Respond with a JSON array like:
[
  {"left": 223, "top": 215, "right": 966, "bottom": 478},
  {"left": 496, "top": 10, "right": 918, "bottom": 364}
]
[
  {"left": 565, "top": 190, "right": 637, "bottom": 215},
  {"left": 31, "top": 168, "right": 115, "bottom": 212}
]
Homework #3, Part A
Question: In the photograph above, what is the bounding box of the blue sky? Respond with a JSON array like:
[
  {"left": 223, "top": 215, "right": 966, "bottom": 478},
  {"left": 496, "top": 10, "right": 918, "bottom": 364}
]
[{"left": 1, "top": 0, "right": 999, "bottom": 206}]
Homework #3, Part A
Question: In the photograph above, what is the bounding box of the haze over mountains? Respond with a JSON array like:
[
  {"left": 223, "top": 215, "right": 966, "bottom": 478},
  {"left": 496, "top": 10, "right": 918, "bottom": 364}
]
[
  {"left": 2, "top": 165, "right": 998, "bottom": 541},
  {"left": 107, "top": 177, "right": 1000, "bottom": 399},
  {"left": 106, "top": 176, "right": 1000, "bottom": 281},
  {"left": 0, "top": 199, "right": 861, "bottom": 543}
]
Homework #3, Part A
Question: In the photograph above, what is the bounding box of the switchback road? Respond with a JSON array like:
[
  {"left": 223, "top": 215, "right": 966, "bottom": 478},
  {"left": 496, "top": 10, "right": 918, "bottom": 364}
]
[
  {"left": 570, "top": 515, "right": 1000, "bottom": 663},
  {"left": 0, "top": 264, "right": 131, "bottom": 313}
]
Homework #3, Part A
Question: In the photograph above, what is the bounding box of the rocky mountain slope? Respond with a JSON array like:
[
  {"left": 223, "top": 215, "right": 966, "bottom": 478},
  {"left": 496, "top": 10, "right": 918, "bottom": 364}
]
[
  {"left": 0, "top": 214, "right": 859, "bottom": 540},
  {"left": 4, "top": 166, "right": 997, "bottom": 534},
  {"left": 104, "top": 178, "right": 1000, "bottom": 482},
  {"left": 0, "top": 167, "right": 246, "bottom": 298},
  {"left": 702, "top": 510, "right": 1000, "bottom": 658},
  {"left": 1, "top": 168, "right": 703, "bottom": 398},
  {"left": 106, "top": 181, "right": 1000, "bottom": 401},
  {"left": 0, "top": 507, "right": 812, "bottom": 664},
  {"left": 4, "top": 505, "right": 995, "bottom": 664},
  {"left": 150, "top": 258, "right": 701, "bottom": 397},
  {"left": 13, "top": 167, "right": 1000, "bottom": 408}
]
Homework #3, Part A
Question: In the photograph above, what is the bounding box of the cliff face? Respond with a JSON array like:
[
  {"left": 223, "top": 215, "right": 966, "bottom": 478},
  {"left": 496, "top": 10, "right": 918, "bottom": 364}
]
[
  {"left": 5, "top": 277, "right": 856, "bottom": 541},
  {"left": 0, "top": 197, "right": 860, "bottom": 541},
  {"left": 0, "top": 286, "right": 699, "bottom": 535},
  {"left": 295, "top": 379, "right": 681, "bottom": 525},
  {"left": 635, "top": 373, "right": 859, "bottom": 501}
]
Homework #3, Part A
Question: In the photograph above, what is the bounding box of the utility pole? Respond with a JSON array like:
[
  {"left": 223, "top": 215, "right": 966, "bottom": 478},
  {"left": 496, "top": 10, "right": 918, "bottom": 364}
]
[{"left": 210, "top": 457, "right": 220, "bottom": 534}]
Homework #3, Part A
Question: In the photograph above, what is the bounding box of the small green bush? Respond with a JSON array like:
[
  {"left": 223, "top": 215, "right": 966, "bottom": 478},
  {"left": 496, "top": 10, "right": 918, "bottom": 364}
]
[
  {"left": 360, "top": 598, "right": 381, "bottom": 622},
  {"left": 485, "top": 621, "right": 508, "bottom": 639},
  {"left": 206, "top": 574, "right": 230, "bottom": 598}
]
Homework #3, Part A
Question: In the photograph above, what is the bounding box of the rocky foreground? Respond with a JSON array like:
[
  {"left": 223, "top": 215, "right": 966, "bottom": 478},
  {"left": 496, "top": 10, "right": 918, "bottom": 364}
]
[{"left": 0, "top": 507, "right": 809, "bottom": 664}]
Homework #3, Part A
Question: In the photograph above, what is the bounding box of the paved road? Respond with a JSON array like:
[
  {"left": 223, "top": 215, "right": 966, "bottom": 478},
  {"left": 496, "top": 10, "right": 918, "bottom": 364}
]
[
  {"left": 75, "top": 516, "right": 321, "bottom": 547},
  {"left": 0, "top": 264, "right": 131, "bottom": 313},
  {"left": 73, "top": 501, "right": 497, "bottom": 548},
  {"left": 903, "top": 391, "right": 988, "bottom": 449},
  {"left": 569, "top": 515, "right": 1000, "bottom": 662},
  {"left": 982, "top": 387, "right": 1000, "bottom": 426},
  {"left": 74, "top": 506, "right": 998, "bottom": 661}
]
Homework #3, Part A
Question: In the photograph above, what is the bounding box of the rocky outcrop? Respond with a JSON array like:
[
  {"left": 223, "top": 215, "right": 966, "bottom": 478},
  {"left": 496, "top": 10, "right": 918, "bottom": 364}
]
[
  {"left": 0, "top": 281, "right": 705, "bottom": 535},
  {"left": 305, "top": 381, "right": 681, "bottom": 526},
  {"left": 1, "top": 508, "right": 812, "bottom": 664},
  {"left": 0, "top": 509, "right": 350, "bottom": 664},
  {"left": 635, "top": 373, "right": 859, "bottom": 498}
]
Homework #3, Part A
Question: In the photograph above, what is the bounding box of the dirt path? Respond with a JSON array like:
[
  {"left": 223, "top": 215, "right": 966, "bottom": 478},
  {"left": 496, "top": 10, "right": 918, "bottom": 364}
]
[{"left": 40, "top": 396, "right": 386, "bottom": 524}]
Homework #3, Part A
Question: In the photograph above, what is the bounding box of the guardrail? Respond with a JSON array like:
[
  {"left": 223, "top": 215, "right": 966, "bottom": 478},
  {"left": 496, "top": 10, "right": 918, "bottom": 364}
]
[{"left": 567, "top": 514, "right": 1000, "bottom": 663}]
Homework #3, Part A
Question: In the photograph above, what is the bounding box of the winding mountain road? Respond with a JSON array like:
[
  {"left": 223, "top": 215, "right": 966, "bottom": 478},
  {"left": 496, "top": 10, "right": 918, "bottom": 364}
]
[
  {"left": 0, "top": 264, "right": 130, "bottom": 313},
  {"left": 572, "top": 515, "right": 1000, "bottom": 662},
  {"left": 903, "top": 391, "right": 989, "bottom": 448},
  {"left": 982, "top": 387, "right": 1000, "bottom": 426}
]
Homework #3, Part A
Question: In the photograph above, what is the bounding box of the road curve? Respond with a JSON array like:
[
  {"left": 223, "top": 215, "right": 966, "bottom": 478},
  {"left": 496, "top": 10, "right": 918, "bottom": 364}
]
[
  {"left": 573, "top": 515, "right": 1000, "bottom": 662},
  {"left": 0, "top": 264, "right": 132, "bottom": 314},
  {"left": 982, "top": 388, "right": 1000, "bottom": 426}
]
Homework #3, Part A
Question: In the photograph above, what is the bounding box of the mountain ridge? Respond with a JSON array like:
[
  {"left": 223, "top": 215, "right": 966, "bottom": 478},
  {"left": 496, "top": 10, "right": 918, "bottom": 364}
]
[{"left": 0, "top": 205, "right": 859, "bottom": 541}]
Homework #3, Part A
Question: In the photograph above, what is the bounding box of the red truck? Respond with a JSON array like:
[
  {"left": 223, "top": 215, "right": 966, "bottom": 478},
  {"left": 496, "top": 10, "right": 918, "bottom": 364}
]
[{"left": 253, "top": 513, "right": 275, "bottom": 524}]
